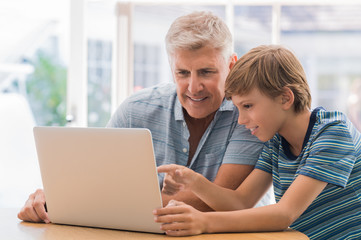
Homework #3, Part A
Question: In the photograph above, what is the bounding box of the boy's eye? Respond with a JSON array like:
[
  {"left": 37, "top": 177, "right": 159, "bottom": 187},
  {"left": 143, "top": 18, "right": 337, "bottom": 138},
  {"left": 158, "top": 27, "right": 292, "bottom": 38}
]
[{"left": 243, "top": 104, "right": 252, "bottom": 109}]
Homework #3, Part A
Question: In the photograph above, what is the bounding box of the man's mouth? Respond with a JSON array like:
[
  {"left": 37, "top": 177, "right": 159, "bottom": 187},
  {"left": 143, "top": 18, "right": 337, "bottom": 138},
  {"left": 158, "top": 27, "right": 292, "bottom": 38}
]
[{"left": 188, "top": 96, "right": 207, "bottom": 102}]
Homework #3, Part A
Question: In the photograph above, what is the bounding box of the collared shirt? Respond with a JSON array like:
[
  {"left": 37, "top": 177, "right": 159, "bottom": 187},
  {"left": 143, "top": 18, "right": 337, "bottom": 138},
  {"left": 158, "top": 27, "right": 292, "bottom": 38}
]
[
  {"left": 107, "top": 82, "right": 264, "bottom": 187},
  {"left": 256, "top": 107, "right": 361, "bottom": 239}
]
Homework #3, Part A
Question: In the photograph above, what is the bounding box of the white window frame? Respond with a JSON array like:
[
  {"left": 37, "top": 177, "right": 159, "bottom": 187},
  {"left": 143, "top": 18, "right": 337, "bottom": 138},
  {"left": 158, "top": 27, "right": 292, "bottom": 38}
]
[{"left": 67, "top": 0, "right": 88, "bottom": 126}]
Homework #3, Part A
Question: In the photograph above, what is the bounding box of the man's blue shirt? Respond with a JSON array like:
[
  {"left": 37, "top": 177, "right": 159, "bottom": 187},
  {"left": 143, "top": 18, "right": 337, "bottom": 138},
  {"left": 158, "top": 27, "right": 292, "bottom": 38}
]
[{"left": 107, "top": 82, "right": 264, "bottom": 187}]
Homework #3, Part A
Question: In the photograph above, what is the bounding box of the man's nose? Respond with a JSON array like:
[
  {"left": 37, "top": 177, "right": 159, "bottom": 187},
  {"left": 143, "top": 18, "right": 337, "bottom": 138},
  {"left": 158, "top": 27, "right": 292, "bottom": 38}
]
[{"left": 188, "top": 74, "right": 203, "bottom": 94}]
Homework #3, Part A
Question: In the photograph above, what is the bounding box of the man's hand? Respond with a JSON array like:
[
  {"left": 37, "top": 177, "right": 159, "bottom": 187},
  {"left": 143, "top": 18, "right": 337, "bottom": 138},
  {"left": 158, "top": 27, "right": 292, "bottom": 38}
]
[
  {"left": 17, "top": 189, "right": 50, "bottom": 223},
  {"left": 158, "top": 164, "right": 199, "bottom": 195}
]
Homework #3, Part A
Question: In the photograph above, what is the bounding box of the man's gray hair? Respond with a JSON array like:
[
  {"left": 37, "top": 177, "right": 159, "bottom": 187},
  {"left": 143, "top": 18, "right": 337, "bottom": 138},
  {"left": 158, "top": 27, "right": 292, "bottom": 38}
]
[{"left": 165, "top": 11, "right": 233, "bottom": 61}]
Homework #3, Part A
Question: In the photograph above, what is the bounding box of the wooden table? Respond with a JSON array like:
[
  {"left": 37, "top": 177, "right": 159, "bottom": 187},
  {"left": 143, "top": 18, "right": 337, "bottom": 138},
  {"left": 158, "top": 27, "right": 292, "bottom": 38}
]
[{"left": 1, "top": 208, "right": 309, "bottom": 240}]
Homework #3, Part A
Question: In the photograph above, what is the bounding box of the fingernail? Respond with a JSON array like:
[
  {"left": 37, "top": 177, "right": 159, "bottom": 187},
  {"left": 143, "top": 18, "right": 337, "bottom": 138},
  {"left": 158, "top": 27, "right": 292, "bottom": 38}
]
[{"left": 44, "top": 219, "right": 50, "bottom": 224}]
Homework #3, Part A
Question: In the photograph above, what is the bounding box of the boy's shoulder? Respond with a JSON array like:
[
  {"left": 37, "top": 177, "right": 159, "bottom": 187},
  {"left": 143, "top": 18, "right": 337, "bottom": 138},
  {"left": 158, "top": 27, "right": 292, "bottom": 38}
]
[
  {"left": 315, "top": 108, "right": 348, "bottom": 125},
  {"left": 312, "top": 107, "right": 360, "bottom": 141}
]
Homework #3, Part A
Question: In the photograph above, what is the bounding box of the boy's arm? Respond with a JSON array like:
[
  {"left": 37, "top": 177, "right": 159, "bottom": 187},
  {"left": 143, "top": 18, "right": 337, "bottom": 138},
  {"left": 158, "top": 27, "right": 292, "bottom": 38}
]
[
  {"left": 154, "top": 174, "right": 327, "bottom": 236},
  {"left": 193, "top": 169, "right": 273, "bottom": 210},
  {"left": 207, "top": 174, "right": 327, "bottom": 233},
  {"left": 161, "top": 163, "right": 254, "bottom": 211},
  {"left": 158, "top": 166, "right": 272, "bottom": 211}
]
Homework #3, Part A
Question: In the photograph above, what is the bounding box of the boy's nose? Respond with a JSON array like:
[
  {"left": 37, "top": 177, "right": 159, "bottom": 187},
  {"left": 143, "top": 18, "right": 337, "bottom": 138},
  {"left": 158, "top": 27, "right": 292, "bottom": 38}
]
[{"left": 238, "top": 113, "right": 248, "bottom": 125}]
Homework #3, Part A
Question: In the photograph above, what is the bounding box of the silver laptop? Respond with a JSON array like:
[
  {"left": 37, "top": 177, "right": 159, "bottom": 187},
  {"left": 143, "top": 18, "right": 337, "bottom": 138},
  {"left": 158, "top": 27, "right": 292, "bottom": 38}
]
[{"left": 33, "top": 126, "right": 163, "bottom": 234}]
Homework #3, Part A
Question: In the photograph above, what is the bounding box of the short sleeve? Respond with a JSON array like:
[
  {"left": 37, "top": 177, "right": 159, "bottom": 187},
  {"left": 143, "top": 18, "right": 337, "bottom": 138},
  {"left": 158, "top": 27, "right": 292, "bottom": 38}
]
[
  {"left": 222, "top": 124, "right": 264, "bottom": 166},
  {"left": 299, "top": 123, "right": 356, "bottom": 187}
]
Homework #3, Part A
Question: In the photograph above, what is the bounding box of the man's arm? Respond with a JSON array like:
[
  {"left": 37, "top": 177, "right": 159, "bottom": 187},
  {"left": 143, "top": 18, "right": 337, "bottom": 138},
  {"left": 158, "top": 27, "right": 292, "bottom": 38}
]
[{"left": 161, "top": 163, "right": 254, "bottom": 211}]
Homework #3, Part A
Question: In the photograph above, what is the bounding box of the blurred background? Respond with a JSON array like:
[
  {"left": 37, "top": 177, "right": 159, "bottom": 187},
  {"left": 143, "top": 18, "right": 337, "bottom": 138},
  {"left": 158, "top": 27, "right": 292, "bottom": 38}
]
[{"left": 1, "top": 0, "right": 361, "bottom": 208}]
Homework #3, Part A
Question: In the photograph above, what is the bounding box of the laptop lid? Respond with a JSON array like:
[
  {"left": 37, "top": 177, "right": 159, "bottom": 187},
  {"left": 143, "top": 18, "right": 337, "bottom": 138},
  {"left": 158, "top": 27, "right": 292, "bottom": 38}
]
[{"left": 33, "top": 126, "right": 163, "bottom": 234}]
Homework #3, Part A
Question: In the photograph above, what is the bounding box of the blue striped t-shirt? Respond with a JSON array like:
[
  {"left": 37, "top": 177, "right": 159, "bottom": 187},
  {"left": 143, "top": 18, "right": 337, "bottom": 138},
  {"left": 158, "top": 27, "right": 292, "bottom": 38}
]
[
  {"left": 107, "top": 83, "right": 264, "bottom": 188},
  {"left": 256, "top": 107, "right": 361, "bottom": 239}
]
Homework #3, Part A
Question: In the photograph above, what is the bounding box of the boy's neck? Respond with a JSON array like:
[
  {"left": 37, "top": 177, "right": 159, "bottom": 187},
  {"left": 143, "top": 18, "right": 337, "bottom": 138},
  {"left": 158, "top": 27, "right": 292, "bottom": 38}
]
[{"left": 279, "top": 109, "right": 312, "bottom": 156}]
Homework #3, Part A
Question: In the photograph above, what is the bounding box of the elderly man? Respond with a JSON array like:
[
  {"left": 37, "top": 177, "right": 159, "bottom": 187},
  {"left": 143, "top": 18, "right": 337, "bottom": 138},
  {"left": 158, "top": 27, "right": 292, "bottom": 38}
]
[{"left": 18, "top": 11, "right": 272, "bottom": 223}]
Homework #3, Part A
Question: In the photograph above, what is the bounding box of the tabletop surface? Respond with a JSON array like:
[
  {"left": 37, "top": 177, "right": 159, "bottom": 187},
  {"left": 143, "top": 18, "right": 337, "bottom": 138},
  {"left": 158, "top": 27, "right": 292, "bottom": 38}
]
[{"left": 1, "top": 208, "right": 309, "bottom": 240}]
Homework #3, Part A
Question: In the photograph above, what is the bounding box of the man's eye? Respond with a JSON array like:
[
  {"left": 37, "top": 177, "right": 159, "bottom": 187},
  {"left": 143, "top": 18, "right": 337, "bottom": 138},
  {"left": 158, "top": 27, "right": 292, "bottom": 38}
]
[
  {"left": 200, "top": 70, "right": 215, "bottom": 76},
  {"left": 176, "top": 71, "right": 189, "bottom": 77}
]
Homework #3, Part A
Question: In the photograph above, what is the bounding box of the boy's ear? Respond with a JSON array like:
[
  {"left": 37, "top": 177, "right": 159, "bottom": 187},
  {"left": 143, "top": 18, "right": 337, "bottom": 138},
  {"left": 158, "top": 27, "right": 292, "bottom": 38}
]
[
  {"left": 228, "top": 54, "right": 238, "bottom": 70},
  {"left": 281, "top": 87, "right": 294, "bottom": 110}
]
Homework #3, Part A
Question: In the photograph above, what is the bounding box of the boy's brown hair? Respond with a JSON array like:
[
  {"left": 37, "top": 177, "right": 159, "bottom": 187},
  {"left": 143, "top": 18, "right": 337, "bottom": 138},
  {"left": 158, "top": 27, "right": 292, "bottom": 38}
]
[{"left": 225, "top": 45, "right": 311, "bottom": 113}]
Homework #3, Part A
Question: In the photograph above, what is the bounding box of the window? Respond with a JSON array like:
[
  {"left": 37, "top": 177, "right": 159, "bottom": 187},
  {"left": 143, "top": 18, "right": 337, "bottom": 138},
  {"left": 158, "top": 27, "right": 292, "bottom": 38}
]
[
  {"left": 134, "top": 43, "right": 161, "bottom": 90},
  {"left": 1, "top": 0, "right": 361, "bottom": 208},
  {"left": 86, "top": 0, "right": 115, "bottom": 127},
  {"left": 280, "top": 5, "right": 361, "bottom": 129},
  {"left": 234, "top": 6, "right": 273, "bottom": 55},
  {"left": 87, "top": 39, "right": 112, "bottom": 127},
  {"left": 0, "top": 0, "right": 69, "bottom": 207}
]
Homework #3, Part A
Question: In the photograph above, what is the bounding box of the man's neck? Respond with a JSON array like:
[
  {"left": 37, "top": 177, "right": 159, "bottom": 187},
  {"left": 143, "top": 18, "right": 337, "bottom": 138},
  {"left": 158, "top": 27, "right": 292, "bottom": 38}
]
[{"left": 183, "top": 109, "right": 217, "bottom": 165}]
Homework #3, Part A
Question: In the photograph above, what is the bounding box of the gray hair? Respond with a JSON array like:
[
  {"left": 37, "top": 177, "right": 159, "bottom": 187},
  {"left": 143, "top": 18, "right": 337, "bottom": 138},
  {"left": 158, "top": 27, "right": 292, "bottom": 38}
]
[{"left": 165, "top": 11, "right": 233, "bottom": 61}]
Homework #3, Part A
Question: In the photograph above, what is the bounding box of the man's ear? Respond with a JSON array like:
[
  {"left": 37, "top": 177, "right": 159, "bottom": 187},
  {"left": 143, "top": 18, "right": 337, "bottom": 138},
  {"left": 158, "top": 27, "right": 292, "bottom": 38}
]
[
  {"left": 281, "top": 87, "right": 295, "bottom": 110},
  {"left": 228, "top": 54, "right": 238, "bottom": 70}
]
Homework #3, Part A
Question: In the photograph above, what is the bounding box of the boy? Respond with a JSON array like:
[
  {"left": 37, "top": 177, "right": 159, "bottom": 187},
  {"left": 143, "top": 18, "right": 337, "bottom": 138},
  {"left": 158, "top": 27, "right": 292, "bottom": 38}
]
[{"left": 153, "top": 45, "right": 361, "bottom": 239}]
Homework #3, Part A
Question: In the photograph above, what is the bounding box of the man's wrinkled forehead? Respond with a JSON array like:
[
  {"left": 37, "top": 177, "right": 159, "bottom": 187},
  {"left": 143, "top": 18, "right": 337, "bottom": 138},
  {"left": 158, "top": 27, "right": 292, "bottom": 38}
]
[{"left": 168, "top": 46, "right": 227, "bottom": 68}]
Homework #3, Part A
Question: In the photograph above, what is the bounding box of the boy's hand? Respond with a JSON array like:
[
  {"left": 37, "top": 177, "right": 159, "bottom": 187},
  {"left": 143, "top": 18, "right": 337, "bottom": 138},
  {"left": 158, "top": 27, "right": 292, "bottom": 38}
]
[
  {"left": 153, "top": 200, "right": 207, "bottom": 236},
  {"left": 157, "top": 164, "right": 198, "bottom": 195}
]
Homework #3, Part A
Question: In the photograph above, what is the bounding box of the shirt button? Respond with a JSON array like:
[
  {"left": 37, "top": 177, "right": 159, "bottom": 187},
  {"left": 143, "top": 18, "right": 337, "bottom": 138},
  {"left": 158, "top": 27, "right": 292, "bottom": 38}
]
[{"left": 183, "top": 148, "right": 188, "bottom": 153}]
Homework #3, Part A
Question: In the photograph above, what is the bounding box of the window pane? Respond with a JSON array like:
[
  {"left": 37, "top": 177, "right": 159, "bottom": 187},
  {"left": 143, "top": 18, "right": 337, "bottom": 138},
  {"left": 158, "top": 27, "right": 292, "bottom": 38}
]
[
  {"left": 280, "top": 5, "right": 361, "bottom": 130},
  {"left": 234, "top": 6, "right": 273, "bottom": 56},
  {"left": 132, "top": 5, "right": 226, "bottom": 91},
  {"left": 86, "top": 1, "right": 115, "bottom": 127}
]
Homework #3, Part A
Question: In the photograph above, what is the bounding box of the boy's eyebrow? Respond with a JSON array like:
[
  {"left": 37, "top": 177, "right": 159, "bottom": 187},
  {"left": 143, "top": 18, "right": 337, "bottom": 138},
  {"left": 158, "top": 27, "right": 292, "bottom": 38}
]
[
  {"left": 233, "top": 99, "right": 244, "bottom": 106},
  {"left": 234, "top": 98, "right": 253, "bottom": 106}
]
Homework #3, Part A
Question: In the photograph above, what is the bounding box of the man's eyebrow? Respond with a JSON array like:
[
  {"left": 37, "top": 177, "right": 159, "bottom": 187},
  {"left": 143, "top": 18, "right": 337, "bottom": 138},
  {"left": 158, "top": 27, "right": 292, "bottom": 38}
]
[{"left": 198, "top": 67, "right": 217, "bottom": 71}]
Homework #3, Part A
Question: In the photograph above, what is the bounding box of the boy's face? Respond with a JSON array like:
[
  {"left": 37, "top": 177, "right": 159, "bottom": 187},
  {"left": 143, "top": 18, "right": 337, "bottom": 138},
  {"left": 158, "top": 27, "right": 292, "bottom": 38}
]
[
  {"left": 231, "top": 88, "right": 286, "bottom": 142},
  {"left": 170, "top": 45, "right": 236, "bottom": 119}
]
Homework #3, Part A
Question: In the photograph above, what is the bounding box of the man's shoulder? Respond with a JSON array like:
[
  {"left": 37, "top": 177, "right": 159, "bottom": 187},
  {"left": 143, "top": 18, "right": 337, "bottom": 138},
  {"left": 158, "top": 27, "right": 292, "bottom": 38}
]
[
  {"left": 107, "top": 82, "right": 177, "bottom": 128},
  {"left": 126, "top": 82, "right": 176, "bottom": 104},
  {"left": 120, "top": 82, "right": 177, "bottom": 116}
]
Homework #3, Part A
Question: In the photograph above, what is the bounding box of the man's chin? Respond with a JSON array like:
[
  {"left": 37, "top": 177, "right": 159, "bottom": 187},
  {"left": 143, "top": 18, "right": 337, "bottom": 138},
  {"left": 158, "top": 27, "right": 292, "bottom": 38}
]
[{"left": 185, "top": 108, "right": 215, "bottom": 119}]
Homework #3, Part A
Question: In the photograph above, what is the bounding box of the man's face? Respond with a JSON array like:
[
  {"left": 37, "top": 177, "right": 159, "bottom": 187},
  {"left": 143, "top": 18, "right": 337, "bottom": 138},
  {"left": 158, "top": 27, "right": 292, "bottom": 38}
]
[{"left": 171, "top": 46, "right": 234, "bottom": 119}]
